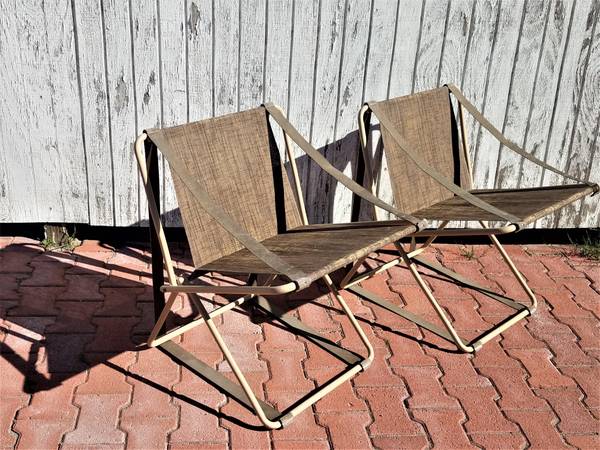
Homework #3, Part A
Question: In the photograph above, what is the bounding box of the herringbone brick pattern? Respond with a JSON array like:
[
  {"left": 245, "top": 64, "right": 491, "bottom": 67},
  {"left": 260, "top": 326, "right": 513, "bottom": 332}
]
[{"left": 1, "top": 236, "right": 598, "bottom": 449}]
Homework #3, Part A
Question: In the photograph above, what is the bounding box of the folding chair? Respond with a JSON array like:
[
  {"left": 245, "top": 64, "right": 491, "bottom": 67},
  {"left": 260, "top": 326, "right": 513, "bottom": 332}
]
[
  {"left": 133, "top": 105, "right": 426, "bottom": 428},
  {"left": 342, "top": 85, "right": 599, "bottom": 353}
]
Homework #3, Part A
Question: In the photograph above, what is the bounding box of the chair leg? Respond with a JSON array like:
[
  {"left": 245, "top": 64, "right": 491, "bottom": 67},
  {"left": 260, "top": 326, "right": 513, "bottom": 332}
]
[
  {"left": 149, "top": 278, "right": 374, "bottom": 429},
  {"left": 345, "top": 235, "right": 537, "bottom": 353},
  {"left": 395, "top": 244, "right": 475, "bottom": 352},
  {"left": 192, "top": 296, "right": 285, "bottom": 429},
  {"left": 323, "top": 274, "right": 375, "bottom": 370},
  {"left": 488, "top": 233, "right": 537, "bottom": 312}
]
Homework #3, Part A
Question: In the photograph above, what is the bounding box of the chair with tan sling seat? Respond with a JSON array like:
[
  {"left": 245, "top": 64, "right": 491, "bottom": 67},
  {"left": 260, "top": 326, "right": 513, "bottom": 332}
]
[
  {"left": 340, "top": 85, "right": 599, "bottom": 353},
  {"left": 134, "top": 105, "right": 427, "bottom": 429}
]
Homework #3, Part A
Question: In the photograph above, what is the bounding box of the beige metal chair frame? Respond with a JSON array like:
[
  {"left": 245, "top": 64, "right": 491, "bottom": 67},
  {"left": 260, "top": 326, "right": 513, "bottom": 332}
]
[
  {"left": 132, "top": 104, "right": 409, "bottom": 428},
  {"left": 342, "top": 95, "right": 542, "bottom": 353}
]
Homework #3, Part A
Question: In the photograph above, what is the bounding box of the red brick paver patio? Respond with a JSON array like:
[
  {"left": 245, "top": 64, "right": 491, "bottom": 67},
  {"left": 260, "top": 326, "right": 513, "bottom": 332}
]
[{"left": 1, "top": 236, "right": 599, "bottom": 449}]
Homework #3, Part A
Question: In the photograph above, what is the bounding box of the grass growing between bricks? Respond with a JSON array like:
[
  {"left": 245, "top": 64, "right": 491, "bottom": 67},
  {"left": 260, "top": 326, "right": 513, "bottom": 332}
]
[{"left": 569, "top": 230, "right": 600, "bottom": 261}]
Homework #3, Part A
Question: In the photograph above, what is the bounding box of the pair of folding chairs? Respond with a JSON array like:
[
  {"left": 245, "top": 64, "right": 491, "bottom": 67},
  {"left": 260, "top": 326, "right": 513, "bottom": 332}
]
[{"left": 134, "top": 85, "right": 598, "bottom": 429}]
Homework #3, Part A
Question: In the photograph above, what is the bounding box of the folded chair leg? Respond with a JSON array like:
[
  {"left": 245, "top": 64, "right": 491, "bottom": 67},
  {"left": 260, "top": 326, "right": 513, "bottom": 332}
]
[
  {"left": 486, "top": 228, "right": 537, "bottom": 313},
  {"left": 151, "top": 276, "right": 374, "bottom": 429},
  {"left": 147, "top": 292, "right": 180, "bottom": 346},
  {"left": 394, "top": 244, "right": 475, "bottom": 353},
  {"left": 322, "top": 274, "right": 375, "bottom": 370},
  {"left": 190, "top": 297, "right": 286, "bottom": 429},
  {"left": 346, "top": 234, "right": 536, "bottom": 353}
]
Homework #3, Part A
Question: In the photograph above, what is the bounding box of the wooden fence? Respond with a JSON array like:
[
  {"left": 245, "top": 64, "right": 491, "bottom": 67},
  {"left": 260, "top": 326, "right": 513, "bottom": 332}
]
[{"left": 0, "top": 0, "right": 598, "bottom": 227}]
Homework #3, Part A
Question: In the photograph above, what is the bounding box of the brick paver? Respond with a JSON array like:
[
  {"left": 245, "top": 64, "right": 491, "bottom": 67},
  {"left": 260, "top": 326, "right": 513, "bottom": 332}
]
[{"left": 1, "top": 237, "right": 599, "bottom": 449}]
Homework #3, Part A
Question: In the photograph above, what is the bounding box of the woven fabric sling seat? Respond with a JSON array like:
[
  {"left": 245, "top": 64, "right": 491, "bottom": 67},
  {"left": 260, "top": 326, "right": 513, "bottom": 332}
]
[
  {"left": 339, "top": 85, "right": 599, "bottom": 353},
  {"left": 133, "top": 105, "right": 426, "bottom": 429}
]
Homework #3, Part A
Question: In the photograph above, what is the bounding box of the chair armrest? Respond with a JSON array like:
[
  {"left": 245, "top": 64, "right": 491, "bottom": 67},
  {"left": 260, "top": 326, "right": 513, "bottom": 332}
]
[
  {"left": 263, "top": 103, "right": 427, "bottom": 230},
  {"left": 446, "top": 84, "right": 598, "bottom": 193}
]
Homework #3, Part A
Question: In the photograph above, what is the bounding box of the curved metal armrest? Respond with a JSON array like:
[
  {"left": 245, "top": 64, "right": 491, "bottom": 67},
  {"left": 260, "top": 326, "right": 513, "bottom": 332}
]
[
  {"left": 446, "top": 84, "right": 598, "bottom": 194},
  {"left": 264, "top": 103, "right": 427, "bottom": 230}
]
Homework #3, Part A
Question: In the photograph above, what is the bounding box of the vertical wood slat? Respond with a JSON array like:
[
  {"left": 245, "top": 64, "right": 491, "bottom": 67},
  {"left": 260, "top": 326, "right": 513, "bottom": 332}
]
[
  {"left": 264, "top": 0, "right": 293, "bottom": 161},
  {"left": 131, "top": 0, "right": 160, "bottom": 224},
  {"left": 518, "top": 0, "right": 574, "bottom": 190},
  {"left": 73, "top": 0, "right": 113, "bottom": 226},
  {"left": 213, "top": 0, "right": 239, "bottom": 116},
  {"left": 159, "top": 0, "right": 187, "bottom": 226},
  {"left": 304, "top": 0, "right": 346, "bottom": 224},
  {"left": 363, "top": 0, "right": 400, "bottom": 221},
  {"left": 102, "top": 0, "right": 138, "bottom": 226},
  {"left": 471, "top": 0, "right": 524, "bottom": 190},
  {"left": 0, "top": 0, "right": 38, "bottom": 222},
  {"left": 239, "top": 0, "right": 266, "bottom": 111},
  {"left": 539, "top": 0, "right": 598, "bottom": 227},
  {"left": 560, "top": 2, "right": 600, "bottom": 227},
  {"left": 44, "top": 0, "right": 89, "bottom": 223},
  {"left": 1, "top": 0, "right": 599, "bottom": 228},
  {"left": 437, "top": 0, "right": 473, "bottom": 229},
  {"left": 187, "top": 0, "right": 213, "bottom": 121},
  {"left": 329, "top": 0, "right": 372, "bottom": 224},
  {"left": 388, "top": 0, "right": 423, "bottom": 98},
  {"left": 16, "top": 1, "right": 88, "bottom": 223},
  {"left": 495, "top": 0, "right": 550, "bottom": 190},
  {"left": 460, "top": 0, "right": 501, "bottom": 180},
  {"left": 413, "top": 0, "right": 448, "bottom": 93},
  {"left": 286, "top": 0, "right": 319, "bottom": 203}
]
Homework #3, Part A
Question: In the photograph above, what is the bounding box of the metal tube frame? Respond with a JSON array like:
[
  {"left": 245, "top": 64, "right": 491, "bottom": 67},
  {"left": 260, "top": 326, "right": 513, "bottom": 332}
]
[
  {"left": 348, "top": 102, "right": 539, "bottom": 353},
  {"left": 135, "top": 132, "right": 375, "bottom": 429}
]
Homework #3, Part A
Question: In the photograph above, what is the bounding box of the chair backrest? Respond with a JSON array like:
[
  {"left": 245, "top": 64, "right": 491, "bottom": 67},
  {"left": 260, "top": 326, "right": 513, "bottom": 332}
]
[
  {"left": 146, "top": 107, "right": 303, "bottom": 268},
  {"left": 373, "top": 86, "right": 470, "bottom": 214}
]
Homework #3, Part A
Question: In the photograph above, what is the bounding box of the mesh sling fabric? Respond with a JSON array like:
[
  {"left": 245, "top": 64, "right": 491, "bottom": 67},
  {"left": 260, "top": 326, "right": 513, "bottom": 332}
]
[
  {"left": 374, "top": 86, "right": 471, "bottom": 214},
  {"left": 146, "top": 108, "right": 303, "bottom": 269}
]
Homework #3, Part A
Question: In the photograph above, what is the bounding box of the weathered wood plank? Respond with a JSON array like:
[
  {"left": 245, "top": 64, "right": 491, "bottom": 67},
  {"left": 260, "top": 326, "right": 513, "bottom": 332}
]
[
  {"left": 264, "top": 0, "right": 293, "bottom": 160},
  {"left": 388, "top": 0, "right": 423, "bottom": 97},
  {"left": 413, "top": 0, "right": 448, "bottom": 92},
  {"left": 213, "top": 0, "right": 239, "bottom": 116},
  {"left": 518, "top": 0, "right": 574, "bottom": 190},
  {"left": 329, "top": 0, "right": 372, "bottom": 223},
  {"left": 131, "top": 0, "right": 160, "bottom": 224},
  {"left": 363, "top": 0, "right": 400, "bottom": 220},
  {"left": 102, "top": 0, "right": 138, "bottom": 226},
  {"left": 73, "top": 0, "right": 113, "bottom": 226},
  {"left": 159, "top": 0, "right": 187, "bottom": 226},
  {"left": 45, "top": 0, "right": 88, "bottom": 223},
  {"left": 187, "top": 0, "right": 213, "bottom": 120},
  {"left": 439, "top": 0, "right": 473, "bottom": 87},
  {"left": 304, "top": 0, "right": 345, "bottom": 224},
  {"left": 461, "top": 0, "right": 500, "bottom": 175},
  {"left": 471, "top": 0, "right": 524, "bottom": 190},
  {"left": 539, "top": 0, "right": 598, "bottom": 227},
  {"left": 495, "top": 0, "right": 549, "bottom": 190},
  {"left": 264, "top": 0, "right": 293, "bottom": 111},
  {"left": 287, "top": 0, "right": 319, "bottom": 205},
  {"left": 560, "top": 6, "right": 600, "bottom": 227},
  {"left": 15, "top": 1, "right": 72, "bottom": 223},
  {"left": 239, "top": 0, "right": 265, "bottom": 110},
  {"left": 438, "top": 0, "right": 474, "bottom": 228},
  {"left": 0, "top": 1, "right": 38, "bottom": 222}
]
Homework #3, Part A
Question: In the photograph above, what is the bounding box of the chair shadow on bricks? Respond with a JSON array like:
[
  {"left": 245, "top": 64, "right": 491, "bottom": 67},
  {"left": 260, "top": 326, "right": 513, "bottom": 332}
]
[
  {"left": 2, "top": 237, "right": 430, "bottom": 431},
  {"left": 1, "top": 234, "right": 471, "bottom": 432},
  {"left": 0, "top": 241, "right": 160, "bottom": 395}
]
